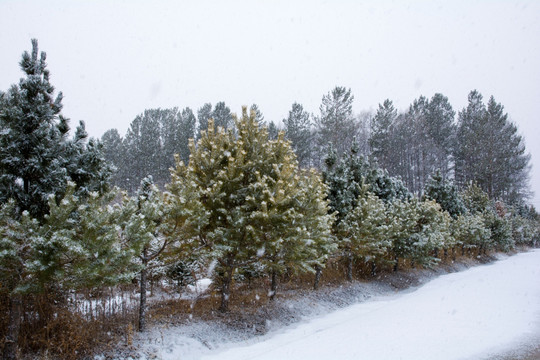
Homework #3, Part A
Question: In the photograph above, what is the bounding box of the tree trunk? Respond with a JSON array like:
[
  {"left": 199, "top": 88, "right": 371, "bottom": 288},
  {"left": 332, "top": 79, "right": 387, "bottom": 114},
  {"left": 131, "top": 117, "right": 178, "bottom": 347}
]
[
  {"left": 346, "top": 253, "right": 353, "bottom": 281},
  {"left": 138, "top": 266, "right": 147, "bottom": 332},
  {"left": 219, "top": 268, "right": 233, "bottom": 313},
  {"left": 4, "top": 294, "right": 22, "bottom": 360},
  {"left": 443, "top": 248, "right": 448, "bottom": 261},
  {"left": 138, "top": 248, "right": 148, "bottom": 332},
  {"left": 313, "top": 265, "right": 322, "bottom": 290},
  {"left": 150, "top": 274, "right": 154, "bottom": 298},
  {"left": 393, "top": 255, "right": 399, "bottom": 272},
  {"left": 269, "top": 270, "right": 277, "bottom": 301},
  {"left": 370, "top": 261, "right": 377, "bottom": 277},
  {"left": 461, "top": 244, "right": 465, "bottom": 256}
]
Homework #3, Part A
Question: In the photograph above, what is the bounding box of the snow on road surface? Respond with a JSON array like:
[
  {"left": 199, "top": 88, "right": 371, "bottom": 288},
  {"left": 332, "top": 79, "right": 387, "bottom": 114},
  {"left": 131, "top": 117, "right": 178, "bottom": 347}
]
[{"left": 196, "top": 250, "right": 540, "bottom": 360}]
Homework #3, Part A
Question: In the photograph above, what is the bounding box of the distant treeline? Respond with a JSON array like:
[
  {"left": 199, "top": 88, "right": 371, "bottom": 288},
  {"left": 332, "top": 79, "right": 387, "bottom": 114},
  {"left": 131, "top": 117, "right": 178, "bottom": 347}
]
[{"left": 102, "top": 87, "right": 531, "bottom": 207}]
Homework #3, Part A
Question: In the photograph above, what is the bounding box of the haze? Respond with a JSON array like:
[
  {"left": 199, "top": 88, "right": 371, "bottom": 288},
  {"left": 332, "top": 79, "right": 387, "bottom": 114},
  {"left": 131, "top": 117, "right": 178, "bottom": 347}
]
[{"left": 1, "top": 0, "right": 539, "bottom": 206}]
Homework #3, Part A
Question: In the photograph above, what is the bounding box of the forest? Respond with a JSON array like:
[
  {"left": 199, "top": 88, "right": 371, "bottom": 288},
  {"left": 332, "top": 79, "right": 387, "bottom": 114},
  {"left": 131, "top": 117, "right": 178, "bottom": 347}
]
[{"left": 1, "top": 40, "right": 539, "bottom": 360}]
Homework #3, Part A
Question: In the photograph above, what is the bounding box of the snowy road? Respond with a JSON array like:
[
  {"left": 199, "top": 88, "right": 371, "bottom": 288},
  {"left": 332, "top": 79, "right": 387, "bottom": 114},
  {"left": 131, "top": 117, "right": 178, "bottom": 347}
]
[{"left": 198, "top": 250, "right": 540, "bottom": 360}]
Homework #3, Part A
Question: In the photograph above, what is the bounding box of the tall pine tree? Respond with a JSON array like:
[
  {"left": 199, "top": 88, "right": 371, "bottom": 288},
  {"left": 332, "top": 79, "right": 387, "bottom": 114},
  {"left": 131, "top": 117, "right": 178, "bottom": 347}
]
[{"left": 0, "top": 39, "right": 111, "bottom": 220}]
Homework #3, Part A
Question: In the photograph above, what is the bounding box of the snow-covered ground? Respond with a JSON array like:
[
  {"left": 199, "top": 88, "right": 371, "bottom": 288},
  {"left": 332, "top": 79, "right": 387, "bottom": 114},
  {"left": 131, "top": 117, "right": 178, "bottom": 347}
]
[{"left": 137, "top": 250, "right": 540, "bottom": 360}]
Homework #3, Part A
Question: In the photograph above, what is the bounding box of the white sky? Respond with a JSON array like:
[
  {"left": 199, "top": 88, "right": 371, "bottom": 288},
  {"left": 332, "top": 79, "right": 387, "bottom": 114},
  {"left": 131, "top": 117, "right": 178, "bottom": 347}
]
[{"left": 1, "top": 0, "right": 539, "bottom": 206}]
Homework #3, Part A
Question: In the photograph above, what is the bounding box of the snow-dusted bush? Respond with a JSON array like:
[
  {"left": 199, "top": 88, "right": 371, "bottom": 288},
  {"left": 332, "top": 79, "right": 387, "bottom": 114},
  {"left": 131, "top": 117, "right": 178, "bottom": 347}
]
[{"left": 451, "top": 213, "right": 492, "bottom": 253}]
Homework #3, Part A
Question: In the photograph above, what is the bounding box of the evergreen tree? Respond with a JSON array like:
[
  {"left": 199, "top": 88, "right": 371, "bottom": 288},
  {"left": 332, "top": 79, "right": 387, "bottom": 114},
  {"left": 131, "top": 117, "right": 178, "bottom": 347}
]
[
  {"left": 298, "top": 170, "right": 336, "bottom": 290},
  {"left": 386, "top": 94, "right": 455, "bottom": 195},
  {"left": 0, "top": 39, "right": 111, "bottom": 220},
  {"left": 461, "top": 182, "right": 491, "bottom": 214},
  {"left": 284, "top": 102, "right": 313, "bottom": 168},
  {"left": 425, "top": 93, "right": 456, "bottom": 179},
  {"left": 267, "top": 120, "right": 280, "bottom": 140},
  {"left": 250, "top": 103, "right": 265, "bottom": 124},
  {"left": 315, "top": 86, "right": 358, "bottom": 164},
  {"left": 104, "top": 107, "right": 197, "bottom": 192},
  {"left": 197, "top": 102, "right": 213, "bottom": 138},
  {"left": 122, "top": 110, "right": 163, "bottom": 192},
  {"left": 369, "top": 99, "right": 397, "bottom": 170},
  {"left": 452, "top": 213, "right": 492, "bottom": 256},
  {"left": 413, "top": 199, "right": 452, "bottom": 265},
  {"left": 0, "top": 184, "right": 137, "bottom": 358},
  {"left": 212, "top": 101, "right": 234, "bottom": 131},
  {"left": 101, "top": 128, "right": 127, "bottom": 188},
  {"left": 170, "top": 108, "right": 333, "bottom": 311},
  {"left": 178, "top": 107, "right": 197, "bottom": 162},
  {"left": 159, "top": 107, "right": 181, "bottom": 181},
  {"left": 387, "top": 199, "right": 451, "bottom": 271},
  {"left": 161, "top": 107, "right": 196, "bottom": 171},
  {"left": 423, "top": 170, "right": 466, "bottom": 218},
  {"left": 455, "top": 90, "right": 485, "bottom": 189},
  {"left": 340, "top": 189, "right": 390, "bottom": 279},
  {"left": 387, "top": 198, "right": 420, "bottom": 272},
  {"left": 455, "top": 91, "right": 530, "bottom": 203}
]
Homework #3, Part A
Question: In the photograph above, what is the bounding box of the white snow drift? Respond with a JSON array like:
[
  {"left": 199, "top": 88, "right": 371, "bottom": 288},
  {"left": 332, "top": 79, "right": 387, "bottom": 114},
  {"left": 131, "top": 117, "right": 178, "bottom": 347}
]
[{"left": 142, "top": 250, "right": 540, "bottom": 360}]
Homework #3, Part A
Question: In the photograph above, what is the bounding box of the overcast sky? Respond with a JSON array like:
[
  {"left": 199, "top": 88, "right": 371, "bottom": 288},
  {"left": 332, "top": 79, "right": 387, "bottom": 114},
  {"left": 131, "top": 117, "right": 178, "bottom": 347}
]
[{"left": 1, "top": 0, "right": 539, "bottom": 206}]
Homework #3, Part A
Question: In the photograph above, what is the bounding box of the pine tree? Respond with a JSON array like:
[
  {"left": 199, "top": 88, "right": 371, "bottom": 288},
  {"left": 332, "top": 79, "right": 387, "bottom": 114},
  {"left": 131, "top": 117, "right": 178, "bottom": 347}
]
[
  {"left": 315, "top": 87, "right": 358, "bottom": 164},
  {"left": 385, "top": 94, "right": 455, "bottom": 195},
  {"left": 413, "top": 199, "right": 452, "bottom": 266},
  {"left": 340, "top": 189, "right": 390, "bottom": 279},
  {"left": 423, "top": 170, "right": 466, "bottom": 218},
  {"left": 0, "top": 40, "right": 115, "bottom": 358},
  {"left": 455, "top": 91, "right": 530, "bottom": 204},
  {"left": 101, "top": 128, "right": 127, "bottom": 188},
  {"left": 122, "top": 111, "right": 159, "bottom": 192},
  {"left": 298, "top": 170, "right": 336, "bottom": 290},
  {"left": 461, "top": 182, "right": 491, "bottom": 214},
  {"left": 387, "top": 199, "right": 451, "bottom": 271},
  {"left": 197, "top": 102, "right": 213, "bottom": 138},
  {"left": 284, "top": 102, "right": 313, "bottom": 168},
  {"left": 0, "top": 184, "right": 137, "bottom": 357},
  {"left": 425, "top": 93, "right": 456, "bottom": 179},
  {"left": 369, "top": 99, "right": 397, "bottom": 171},
  {"left": 0, "top": 39, "right": 110, "bottom": 220},
  {"left": 212, "top": 101, "right": 234, "bottom": 131},
  {"left": 267, "top": 120, "right": 280, "bottom": 140},
  {"left": 250, "top": 103, "right": 265, "bottom": 124},
  {"left": 178, "top": 107, "right": 197, "bottom": 163},
  {"left": 387, "top": 198, "right": 420, "bottom": 272},
  {"left": 170, "top": 108, "right": 333, "bottom": 311},
  {"left": 455, "top": 90, "right": 485, "bottom": 189}
]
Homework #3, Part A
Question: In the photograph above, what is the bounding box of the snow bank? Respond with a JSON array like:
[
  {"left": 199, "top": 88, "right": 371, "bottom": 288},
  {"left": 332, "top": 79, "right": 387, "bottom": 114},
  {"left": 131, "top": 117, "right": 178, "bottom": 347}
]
[{"left": 137, "top": 250, "right": 540, "bottom": 360}]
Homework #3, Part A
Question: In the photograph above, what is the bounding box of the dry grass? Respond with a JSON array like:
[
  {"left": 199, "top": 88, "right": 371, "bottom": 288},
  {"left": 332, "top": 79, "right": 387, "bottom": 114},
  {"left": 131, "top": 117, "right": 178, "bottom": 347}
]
[{"left": 0, "top": 292, "right": 138, "bottom": 360}]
